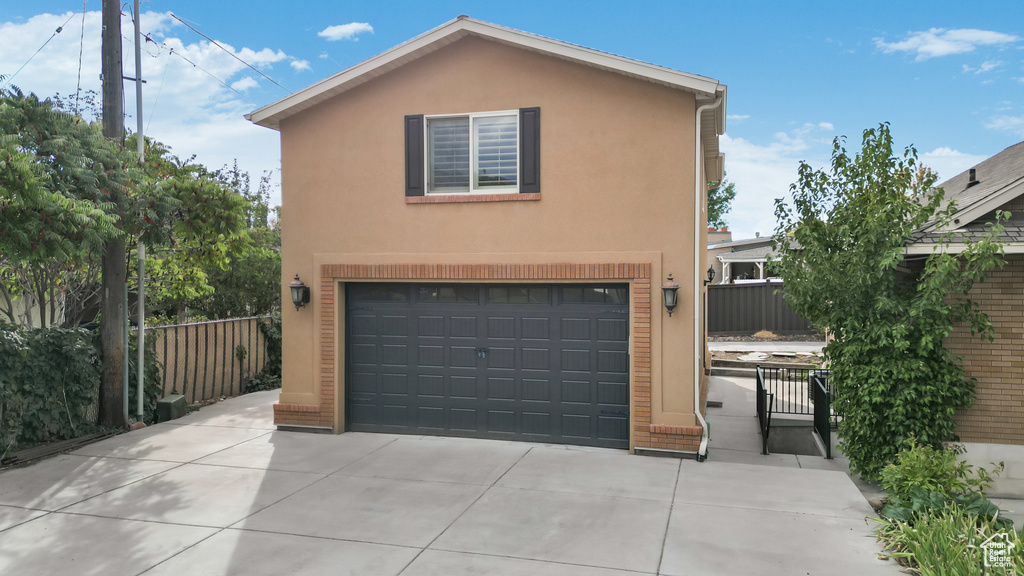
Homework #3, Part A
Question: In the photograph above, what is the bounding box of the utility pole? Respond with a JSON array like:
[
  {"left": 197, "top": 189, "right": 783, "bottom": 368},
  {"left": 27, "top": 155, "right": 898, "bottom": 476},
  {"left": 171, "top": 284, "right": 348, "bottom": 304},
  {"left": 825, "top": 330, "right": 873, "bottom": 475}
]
[
  {"left": 133, "top": 0, "right": 146, "bottom": 422},
  {"left": 100, "top": 0, "right": 128, "bottom": 428}
]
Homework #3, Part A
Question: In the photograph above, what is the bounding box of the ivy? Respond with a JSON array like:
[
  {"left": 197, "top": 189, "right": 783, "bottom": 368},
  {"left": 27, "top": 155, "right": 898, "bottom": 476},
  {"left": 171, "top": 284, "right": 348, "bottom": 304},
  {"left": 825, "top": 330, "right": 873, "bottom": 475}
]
[{"left": 771, "top": 124, "right": 1006, "bottom": 479}]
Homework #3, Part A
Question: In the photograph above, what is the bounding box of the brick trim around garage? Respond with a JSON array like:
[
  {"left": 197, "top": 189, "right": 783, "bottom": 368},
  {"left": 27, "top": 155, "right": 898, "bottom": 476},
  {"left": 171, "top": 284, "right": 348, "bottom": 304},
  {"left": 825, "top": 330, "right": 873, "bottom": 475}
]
[{"left": 272, "top": 262, "right": 702, "bottom": 452}]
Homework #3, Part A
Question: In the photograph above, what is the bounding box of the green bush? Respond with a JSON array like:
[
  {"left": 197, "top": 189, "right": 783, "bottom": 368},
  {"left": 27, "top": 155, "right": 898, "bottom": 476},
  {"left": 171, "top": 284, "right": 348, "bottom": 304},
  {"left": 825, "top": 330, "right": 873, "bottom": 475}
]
[
  {"left": 881, "top": 487, "right": 1013, "bottom": 531},
  {"left": 242, "top": 313, "right": 282, "bottom": 393},
  {"left": 880, "top": 437, "right": 1001, "bottom": 500},
  {"left": 0, "top": 325, "right": 102, "bottom": 456},
  {"left": 875, "top": 503, "right": 1022, "bottom": 575}
]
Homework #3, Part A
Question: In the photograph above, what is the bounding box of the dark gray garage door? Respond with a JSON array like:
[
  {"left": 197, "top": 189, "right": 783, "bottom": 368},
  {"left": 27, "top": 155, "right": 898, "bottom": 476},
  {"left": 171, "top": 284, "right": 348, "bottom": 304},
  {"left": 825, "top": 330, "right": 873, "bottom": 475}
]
[{"left": 345, "top": 283, "right": 629, "bottom": 449}]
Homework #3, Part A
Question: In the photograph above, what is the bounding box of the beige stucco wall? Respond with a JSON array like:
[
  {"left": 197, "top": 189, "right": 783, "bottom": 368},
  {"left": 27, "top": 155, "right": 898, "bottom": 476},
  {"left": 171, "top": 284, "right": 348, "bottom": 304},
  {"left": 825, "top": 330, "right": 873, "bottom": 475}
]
[{"left": 276, "top": 36, "right": 703, "bottom": 436}]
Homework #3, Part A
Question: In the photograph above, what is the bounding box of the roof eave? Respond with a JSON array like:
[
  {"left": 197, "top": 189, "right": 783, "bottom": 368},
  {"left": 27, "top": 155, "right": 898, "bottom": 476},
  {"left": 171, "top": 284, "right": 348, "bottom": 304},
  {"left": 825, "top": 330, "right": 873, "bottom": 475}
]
[{"left": 247, "top": 16, "right": 723, "bottom": 131}]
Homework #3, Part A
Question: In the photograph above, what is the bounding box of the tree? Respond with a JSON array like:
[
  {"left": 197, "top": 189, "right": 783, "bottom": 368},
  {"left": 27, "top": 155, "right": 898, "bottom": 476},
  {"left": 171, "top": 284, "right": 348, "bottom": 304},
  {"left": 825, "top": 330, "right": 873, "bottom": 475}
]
[
  {"left": 707, "top": 174, "right": 736, "bottom": 228},
  {"left": 770, "top": 123, "right": 1006, "bottom": 479},
  {"left": 1, "top": 89, "right": 247, "bottom": 426}
]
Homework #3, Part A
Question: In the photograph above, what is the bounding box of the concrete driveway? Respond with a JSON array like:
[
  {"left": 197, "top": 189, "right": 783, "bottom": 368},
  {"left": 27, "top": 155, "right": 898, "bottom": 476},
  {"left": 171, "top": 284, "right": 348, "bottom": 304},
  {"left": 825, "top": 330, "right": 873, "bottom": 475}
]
[{"left": 0, "top": 390, "right": 900, "bottom": 575}]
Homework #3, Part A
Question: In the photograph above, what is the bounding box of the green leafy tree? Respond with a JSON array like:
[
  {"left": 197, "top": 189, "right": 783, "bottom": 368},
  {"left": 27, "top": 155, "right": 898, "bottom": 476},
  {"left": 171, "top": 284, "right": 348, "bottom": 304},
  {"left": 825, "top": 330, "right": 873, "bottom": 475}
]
[
  {"left": 707, "top": 174, "right": 736, "bottom": 228},
  {"left": 0, "top": 89, "right": 247, "bottom": 427},
  {"left": 771, "top": 124, "right": 1006, "bottom": 479}
]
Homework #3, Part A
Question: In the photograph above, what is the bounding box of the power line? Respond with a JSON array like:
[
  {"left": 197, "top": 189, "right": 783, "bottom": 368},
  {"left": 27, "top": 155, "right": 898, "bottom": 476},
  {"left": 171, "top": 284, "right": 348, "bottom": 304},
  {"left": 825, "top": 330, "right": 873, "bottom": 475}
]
[
  {"left": 2, "top": 11, "right": 80, "bottom": 89},
  {"left": 75, "top": 1, "right": 87, "bottom": 113},
  {"left": 168, "top": 12, "right": 291, "bottom": 94},
  {"left": 129, "top": 31, "right": 258, "bottom": 105}
]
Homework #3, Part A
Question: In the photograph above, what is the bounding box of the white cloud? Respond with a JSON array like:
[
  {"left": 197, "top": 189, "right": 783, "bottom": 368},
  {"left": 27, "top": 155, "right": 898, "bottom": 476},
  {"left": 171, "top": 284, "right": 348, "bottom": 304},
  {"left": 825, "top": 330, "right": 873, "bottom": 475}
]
[
  {"left": 919, "top": 147, "right": 988, "bottom": 182},
  {"left": 230, "top": 76, "right": 258, "bottom": 91},
  {"left": 290, "top": 59, "right": 311, "bottom": 72},
  {"left": 986, "top": 115, "right": 1024, "bottom": 137},
  {"left": 727, "top": 114, "right": 750, "bottom": 122},
  {"left": 0, "top": 10, "right": 285, "bottom": 206},
  {"left": 318, "top": 22, "right": 373, "bottom": 42},
  {"left": 818, "top": 122, "right": 834, "bottom": 131},
  {"left": 719, "top": 128, "right": 835, "bottom": 240},
  {"left": 875, "top": 28, "right": 1019, "bottom": 61},
  {"left": 963, "top": 60, "right": 1002, "bottom": 74}
]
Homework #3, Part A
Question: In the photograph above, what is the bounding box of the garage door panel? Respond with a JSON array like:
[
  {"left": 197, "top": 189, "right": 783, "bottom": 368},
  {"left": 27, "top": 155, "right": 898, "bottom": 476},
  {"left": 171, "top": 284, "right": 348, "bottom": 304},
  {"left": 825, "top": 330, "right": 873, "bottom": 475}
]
[
  {"left": 346, "top": 283, "right": 629, "bottom": 449},
  {"left": 487, "top": 410, "right": 516, "bottom": 434},
  {"left": 522, "top": 412, "right": 551, "bottom": 436},
  {"left": 598, "top": 381, "right": 629, "bottom": 405},
  {"left": 560, "top": 318, "right": 590, "bottom": 340},
  {"left": 561, "top": 380, "right": 591, "bottom": 404},
  {"left": 449, "top": 376, "right": 477, "bottom": 399},
  {"left": 381, "top": 344, "right": 408, "bottom": 366},
  {"left": 597, "top": 350, "right": 628, "bottom": 373},
  {"left": 487, "top": 347, "right": 515, "bottom": 369},
  {"left": 417, "top": 345, "right": 444, "bottom": 367},
  {"left": 561, "top": 414, "right": 591, "bottom": 439},
  {"left": 560, "top": 349, "right": 590, "bottom": 371},
  {"left": 417, "top": 316, "right": 444, "bottom": 337},
  {"left": 450, "top": 346, "right": 478, "bottom": 367},
  {"left": 416, "top": 406, "right": 444, "bottom": 430},
  {"left": 348, "top": 371, "right": 377, "bottom": 394},
  {"left": 597, "top": 318, "right": 628, "bottom": 341},
  {"left": 487, "top": 377, "right": 515, "bottom": 400},
  {"left": 350, "top": 343, "right": 378, "bottom": 366},
  {"left": 381, "top": 316, "right": 409, "bottom": 337},
  {"left": 349, "top": 315, "right": 377, "bottom": 336},
  {"left": 521, "top": 378, "right": 550, "bottom": 401},
  {"left": 521, "top": 317, "right": 550, "bottom": 339},
  {"left": 450, "top": 316, "right": 477, "bottom": 337},
  {"left": 486, "top": 317, "right": 516, "bottom": 339},
  {"left": 521, "top": 348, "right": 550, "bottom": 370}
]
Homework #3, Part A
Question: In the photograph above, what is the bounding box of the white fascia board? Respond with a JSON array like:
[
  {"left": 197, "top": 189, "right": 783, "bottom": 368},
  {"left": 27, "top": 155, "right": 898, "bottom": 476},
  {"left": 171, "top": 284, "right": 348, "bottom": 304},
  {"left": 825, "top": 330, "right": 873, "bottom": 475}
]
[
  {"left": 718, "top": 257, "right": 768, "bottom": 263},
  {"left": 247, "top": 17, "right": 722, "bottom": 130},
  {"left": 923, "top": 178, "right": 1024, "bottom": 234},
  {"left": 904, "top": 242, "right": 1024, "bottom": 255}
]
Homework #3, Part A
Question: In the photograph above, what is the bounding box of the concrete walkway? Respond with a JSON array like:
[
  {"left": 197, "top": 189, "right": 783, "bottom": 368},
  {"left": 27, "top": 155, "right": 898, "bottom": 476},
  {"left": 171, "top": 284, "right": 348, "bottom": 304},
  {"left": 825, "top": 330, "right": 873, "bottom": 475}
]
[{"left": 0, "top": 389, "right": 902, "bottom": 575}]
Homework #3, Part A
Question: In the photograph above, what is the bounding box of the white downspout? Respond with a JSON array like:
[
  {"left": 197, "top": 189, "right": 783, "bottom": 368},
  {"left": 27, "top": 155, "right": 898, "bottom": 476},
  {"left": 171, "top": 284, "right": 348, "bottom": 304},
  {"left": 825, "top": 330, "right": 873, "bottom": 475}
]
[{"left": 693, "top": 94, "right": 723, "bottom": 461}]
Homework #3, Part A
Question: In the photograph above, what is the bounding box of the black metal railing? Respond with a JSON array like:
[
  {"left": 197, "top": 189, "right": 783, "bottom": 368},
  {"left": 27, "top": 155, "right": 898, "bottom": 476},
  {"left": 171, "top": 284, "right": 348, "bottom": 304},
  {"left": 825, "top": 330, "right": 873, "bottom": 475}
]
[
  {"left": 755, "top": 366, "right": 775, "bottom": 455},
  {"left": 811, "top": 372, "right": 832, "bottom": 459},
  {"left": 756, "top": 366, "right": 834, "bottom": 416}
]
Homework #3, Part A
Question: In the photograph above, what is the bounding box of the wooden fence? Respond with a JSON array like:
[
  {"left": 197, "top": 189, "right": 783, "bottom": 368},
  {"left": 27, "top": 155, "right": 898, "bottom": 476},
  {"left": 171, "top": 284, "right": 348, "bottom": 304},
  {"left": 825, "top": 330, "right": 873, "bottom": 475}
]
[
  {"left": 708, "top": 282, "right": 815, "bottom": 335},
  {"left": 143, "top": 317, "right": 269, "bottom": 404}
]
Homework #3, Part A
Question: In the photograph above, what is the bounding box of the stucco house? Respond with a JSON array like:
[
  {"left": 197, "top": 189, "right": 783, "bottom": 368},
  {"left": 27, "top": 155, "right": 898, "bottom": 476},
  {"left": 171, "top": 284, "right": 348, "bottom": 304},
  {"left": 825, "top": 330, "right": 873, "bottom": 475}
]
[
  {"left": 246, "top": 17, "right": 727, "bottom": 458},
  {"left": 906, "top": 141, "right": 1024, "bottom": 495}
]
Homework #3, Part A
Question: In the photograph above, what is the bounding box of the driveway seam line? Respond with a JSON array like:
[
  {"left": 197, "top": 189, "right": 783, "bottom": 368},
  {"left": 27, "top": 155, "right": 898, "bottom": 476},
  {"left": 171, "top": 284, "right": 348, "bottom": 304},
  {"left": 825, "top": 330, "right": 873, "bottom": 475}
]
[
  {"left": 394, "top": 445, "right": 534, "bottom": 576},
  {"left": 655, "top": 457, "right": 683, "bottom": 575},
  {"left": 421, "top": 547, "right": 656, "bottom": 575}
]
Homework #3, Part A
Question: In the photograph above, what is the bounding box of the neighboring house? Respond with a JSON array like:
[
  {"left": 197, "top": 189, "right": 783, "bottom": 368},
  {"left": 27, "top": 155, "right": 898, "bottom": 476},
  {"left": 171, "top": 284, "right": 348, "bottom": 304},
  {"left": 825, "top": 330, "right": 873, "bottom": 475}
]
[
  {"left": 706, "top": 234, "right": 775, "bottom": 283},
  {"left": 906, "top": 140, "right": 1024, "bottom": 495},
  {"left": 247, "top": 17, "right": 727, "bottom": 457}
]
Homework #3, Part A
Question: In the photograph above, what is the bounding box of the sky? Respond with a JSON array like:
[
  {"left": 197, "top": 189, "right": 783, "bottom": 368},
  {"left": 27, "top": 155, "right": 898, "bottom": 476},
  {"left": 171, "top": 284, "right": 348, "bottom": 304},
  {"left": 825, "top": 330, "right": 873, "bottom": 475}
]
[{"left": 3, "top": 1, "right": 1023, "bottom": 239}]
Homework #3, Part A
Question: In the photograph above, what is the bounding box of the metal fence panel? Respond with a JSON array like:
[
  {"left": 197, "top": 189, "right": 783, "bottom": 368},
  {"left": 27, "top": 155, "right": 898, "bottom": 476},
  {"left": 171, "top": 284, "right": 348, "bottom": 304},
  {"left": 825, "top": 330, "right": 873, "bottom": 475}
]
[
  {"left": 142, "top": 317, "right": 268, "bottom": 403},
  {"left": 708, "top": 282, "right": 814, "bottom": 335}
]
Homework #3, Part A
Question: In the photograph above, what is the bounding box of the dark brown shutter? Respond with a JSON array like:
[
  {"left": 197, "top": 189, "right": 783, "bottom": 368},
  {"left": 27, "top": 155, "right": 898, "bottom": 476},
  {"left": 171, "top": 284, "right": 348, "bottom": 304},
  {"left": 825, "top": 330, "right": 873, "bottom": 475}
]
[
  {"left": 519, "top": 107, "right": 540, "bottom": 194},
  {"left": 405, "top": 114, "right": 425, "bottom": 197}
]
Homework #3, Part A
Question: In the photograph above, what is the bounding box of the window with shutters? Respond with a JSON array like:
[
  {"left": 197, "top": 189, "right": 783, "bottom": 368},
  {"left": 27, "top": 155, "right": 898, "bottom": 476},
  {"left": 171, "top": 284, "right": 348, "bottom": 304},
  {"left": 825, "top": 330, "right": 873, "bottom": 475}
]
[
  {"left": 427, "top": 111, "right": 518, "bottom": 193},
  {"left": 405, "top": 108, "right": 539, "bottom": 199}
]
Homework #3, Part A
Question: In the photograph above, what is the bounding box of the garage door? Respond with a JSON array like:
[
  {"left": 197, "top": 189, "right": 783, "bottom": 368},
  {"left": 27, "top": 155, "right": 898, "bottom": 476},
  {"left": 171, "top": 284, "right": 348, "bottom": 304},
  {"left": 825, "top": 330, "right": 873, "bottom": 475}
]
[{"left": 345, "top": 283, "right": 630, "bottom": 449}]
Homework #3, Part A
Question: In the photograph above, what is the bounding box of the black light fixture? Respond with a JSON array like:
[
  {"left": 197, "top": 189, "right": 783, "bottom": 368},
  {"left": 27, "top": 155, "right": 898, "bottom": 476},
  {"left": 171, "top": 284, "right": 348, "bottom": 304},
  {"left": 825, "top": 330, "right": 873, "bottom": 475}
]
[
  {"left": 704, "top": 266, "right": 716, "bottom": 286},
  {"left": 661, "top": 274, "right": 680, "bottom": 317},
  {"left": 289, "top": 273, "right": 310, "bottom": 310}
]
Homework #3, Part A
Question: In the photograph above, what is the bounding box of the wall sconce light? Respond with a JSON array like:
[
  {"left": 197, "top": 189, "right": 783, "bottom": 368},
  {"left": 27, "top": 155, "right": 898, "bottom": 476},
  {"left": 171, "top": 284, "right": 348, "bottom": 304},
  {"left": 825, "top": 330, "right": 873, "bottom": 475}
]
[
  {"left": 704, "top": 266, "right": 716, "bottom": 286},
  {"left": 662, "top": 274, "right": 680, "bottom": 317},
  {"left": 289, "top": 274, "right": 310, "bottom": 310}
]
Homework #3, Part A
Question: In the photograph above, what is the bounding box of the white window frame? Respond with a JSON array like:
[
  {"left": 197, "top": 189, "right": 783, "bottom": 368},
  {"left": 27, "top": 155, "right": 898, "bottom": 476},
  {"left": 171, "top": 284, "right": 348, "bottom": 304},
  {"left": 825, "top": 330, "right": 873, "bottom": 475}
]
[{"left": 424, "top": 110, "right": 519, "bottom": 195}]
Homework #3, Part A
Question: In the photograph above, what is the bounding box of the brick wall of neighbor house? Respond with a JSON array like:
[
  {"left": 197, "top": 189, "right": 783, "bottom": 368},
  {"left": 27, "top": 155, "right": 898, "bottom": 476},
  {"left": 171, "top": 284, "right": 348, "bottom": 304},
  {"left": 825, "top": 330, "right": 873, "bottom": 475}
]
[{"left": 948, "top": 254, "right": 1024, "bottom": 445}]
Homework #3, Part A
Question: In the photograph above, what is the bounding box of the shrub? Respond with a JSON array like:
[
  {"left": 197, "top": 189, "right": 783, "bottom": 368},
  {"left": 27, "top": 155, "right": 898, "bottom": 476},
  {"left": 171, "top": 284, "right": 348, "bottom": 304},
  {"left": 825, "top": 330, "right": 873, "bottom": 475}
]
[
  {"left": 875, "top": 503, "right": 1022, "bottom": 575},
  {"left": 880, "top": 437, "right": 1001, "bottom": 500},
  {"left": 0, "top": 325, "right": 102, "bottom": 456},
  {"left": 126, "top": 334, "right": 164, "bottom": 425},
  {"left": 242, "top": 313, "right": 281, "bottom": 393}
]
